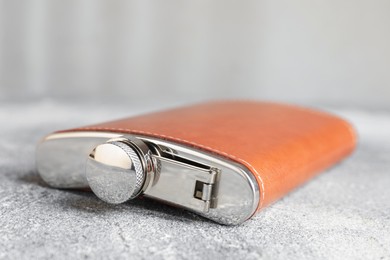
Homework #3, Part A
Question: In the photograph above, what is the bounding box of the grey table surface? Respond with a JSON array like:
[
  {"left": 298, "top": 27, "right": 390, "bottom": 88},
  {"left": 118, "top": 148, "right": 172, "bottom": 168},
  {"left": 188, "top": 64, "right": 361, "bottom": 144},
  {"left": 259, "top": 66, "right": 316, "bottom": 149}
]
[{"left": 1, "top": 100, "right": 389, "bottom": 260}]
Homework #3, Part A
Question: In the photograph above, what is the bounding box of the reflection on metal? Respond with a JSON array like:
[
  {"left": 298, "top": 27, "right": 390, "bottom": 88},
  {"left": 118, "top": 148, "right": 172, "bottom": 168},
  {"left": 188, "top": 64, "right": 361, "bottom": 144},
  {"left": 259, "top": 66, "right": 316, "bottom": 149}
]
[
  {"left": 145, "top": 152, "right": 220, "bottom": 213},
  {"left": 36, "top": 131, "right": 260, "bottom": 225},
  {"left": 86, "top": 139, "right": 151, "bottom": 204}
]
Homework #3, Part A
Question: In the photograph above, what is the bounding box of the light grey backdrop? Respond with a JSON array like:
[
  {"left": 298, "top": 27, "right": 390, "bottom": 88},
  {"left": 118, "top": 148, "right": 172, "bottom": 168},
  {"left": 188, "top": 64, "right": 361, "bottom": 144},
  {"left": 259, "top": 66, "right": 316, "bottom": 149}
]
[
  {"left": 1, "top": 2, "right": 390, "bottom": 259},
  {"left": 1, "top": 0, "right": 389, "bottom": 107}
]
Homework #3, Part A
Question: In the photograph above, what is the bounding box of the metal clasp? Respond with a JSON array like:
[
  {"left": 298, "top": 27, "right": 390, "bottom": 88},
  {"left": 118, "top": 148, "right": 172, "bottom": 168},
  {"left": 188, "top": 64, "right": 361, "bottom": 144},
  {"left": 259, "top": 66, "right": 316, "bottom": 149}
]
[{"left": 145, "top": 149, "right": 220, "bottom": 213}]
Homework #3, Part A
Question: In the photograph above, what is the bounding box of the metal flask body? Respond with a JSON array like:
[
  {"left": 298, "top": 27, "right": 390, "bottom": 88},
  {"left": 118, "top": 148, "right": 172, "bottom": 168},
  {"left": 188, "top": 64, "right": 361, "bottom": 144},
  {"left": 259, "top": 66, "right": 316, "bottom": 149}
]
[
  {"left": 36, "top": 132, "right": 260, "bottom": 225},
  {"left": 36, "top": 101, "right": 356, "bottom": 225}
]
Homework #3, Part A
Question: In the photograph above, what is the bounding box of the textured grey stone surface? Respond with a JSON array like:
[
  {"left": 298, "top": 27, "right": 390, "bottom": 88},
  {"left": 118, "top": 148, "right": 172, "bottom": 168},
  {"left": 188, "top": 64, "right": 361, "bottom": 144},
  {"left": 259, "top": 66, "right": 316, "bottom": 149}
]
[{"left": 1, "top": 100, "right": 389, "bottom": 260}]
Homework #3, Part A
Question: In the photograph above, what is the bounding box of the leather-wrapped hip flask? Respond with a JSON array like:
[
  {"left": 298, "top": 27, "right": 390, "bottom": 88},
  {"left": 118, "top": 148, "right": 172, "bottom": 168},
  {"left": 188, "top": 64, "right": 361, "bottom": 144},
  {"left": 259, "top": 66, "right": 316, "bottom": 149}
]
[{"left": 36, "top": 101, "right": 356, "bottom": 225}]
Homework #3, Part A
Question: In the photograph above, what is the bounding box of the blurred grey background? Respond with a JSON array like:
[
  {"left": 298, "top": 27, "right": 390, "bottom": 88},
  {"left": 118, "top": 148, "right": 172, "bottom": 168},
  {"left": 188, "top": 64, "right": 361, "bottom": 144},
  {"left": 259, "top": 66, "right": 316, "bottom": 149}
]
[
  {"left": 1, "top": 2, "right": 390, "bottom": 259},
  {"left": 1, "top": 0, "right": 389, "bottom": 107}
]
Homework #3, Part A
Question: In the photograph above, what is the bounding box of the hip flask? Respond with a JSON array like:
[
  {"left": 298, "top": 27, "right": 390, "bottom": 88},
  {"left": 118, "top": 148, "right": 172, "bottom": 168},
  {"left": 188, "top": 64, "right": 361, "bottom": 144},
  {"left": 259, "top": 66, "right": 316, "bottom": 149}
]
[{"left": 36, "top": 101, "right": 356, "bottom": 225}]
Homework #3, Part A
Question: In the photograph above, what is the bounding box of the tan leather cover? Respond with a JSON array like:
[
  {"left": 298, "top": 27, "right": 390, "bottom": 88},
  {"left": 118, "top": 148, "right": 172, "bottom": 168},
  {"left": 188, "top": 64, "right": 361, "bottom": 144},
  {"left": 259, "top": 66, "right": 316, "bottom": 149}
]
[{"left": 59, "top": 101, "right": 356, "bottom": 213}]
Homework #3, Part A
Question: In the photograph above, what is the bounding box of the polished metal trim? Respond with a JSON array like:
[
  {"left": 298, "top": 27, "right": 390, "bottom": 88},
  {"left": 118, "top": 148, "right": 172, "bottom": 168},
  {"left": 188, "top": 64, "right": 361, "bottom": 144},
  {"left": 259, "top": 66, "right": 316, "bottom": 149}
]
[{"left": 36, "top": 131, "right": 260, "bottom": 225}]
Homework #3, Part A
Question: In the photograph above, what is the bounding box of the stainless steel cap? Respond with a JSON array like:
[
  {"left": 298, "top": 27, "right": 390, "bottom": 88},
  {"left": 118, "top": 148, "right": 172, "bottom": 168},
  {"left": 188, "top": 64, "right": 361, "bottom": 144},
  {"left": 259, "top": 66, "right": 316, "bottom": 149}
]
[{"left": 86, "top": 139, "right": 147, "bottom": 204}]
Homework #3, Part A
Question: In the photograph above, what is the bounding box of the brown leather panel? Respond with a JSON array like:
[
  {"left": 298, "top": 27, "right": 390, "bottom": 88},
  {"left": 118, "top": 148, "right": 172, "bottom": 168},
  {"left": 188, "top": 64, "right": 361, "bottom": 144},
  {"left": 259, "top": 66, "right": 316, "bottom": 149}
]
[{"left": 59, "top": 101, "right": 356, "bottom": 213}]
